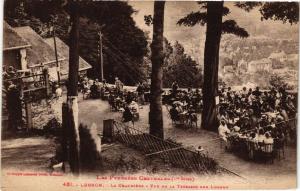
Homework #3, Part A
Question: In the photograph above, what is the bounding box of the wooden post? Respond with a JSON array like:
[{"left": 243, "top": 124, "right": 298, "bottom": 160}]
[
  {"left": 98, "top": 31, "right": 104, "bottom": 81},
  {"left": 25, "top": 101, "right": 33, "bottom": 130},
  {"left": 53, "top": 29, "right": 61, "bottom": 84},
  {"left": 43, "top": 69, "right": 51, "bottom": 97},
  {"left": 103, "top": 119, "right": 114, "bottom": 143}
]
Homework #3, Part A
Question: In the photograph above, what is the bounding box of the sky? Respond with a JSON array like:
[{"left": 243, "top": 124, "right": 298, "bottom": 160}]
[{"left": 128, "top": 1, "right": 298, "bottom": 62}]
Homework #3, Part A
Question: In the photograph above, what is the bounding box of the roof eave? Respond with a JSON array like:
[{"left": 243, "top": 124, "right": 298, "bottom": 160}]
[{"left": 3, "top": 44, "right": 31, "bottom": 51}]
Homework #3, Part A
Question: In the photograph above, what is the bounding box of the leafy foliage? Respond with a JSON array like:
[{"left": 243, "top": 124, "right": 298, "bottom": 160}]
[
  {"left": 234, "top": 2, "right": 262, "bottom": 12},
  {"left": 222, "top": 20, "right": 249, "bottom": 38},
  {"left": 177, "top": 11, "right": 207, "bottom": 27},
  {"left": 269, "top": 74, "right": 290, "bottom": 90},
  {"left": 260, "top": 2, "right": 299, "bottom": 24},
  {"left": 144, "top": 15, "right": 153, "bottom": 26},
  {"left": 235, "top": 2, "right": 299, "bottom": 25},
  {"left": 163, "top": 41, "right": 202, "bottom": 88},
  {"left": 177, "top": 3, "right": 248, "bottom": 38}
]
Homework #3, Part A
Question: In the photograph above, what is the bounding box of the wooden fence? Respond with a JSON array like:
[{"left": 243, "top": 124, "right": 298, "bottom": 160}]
[{"left": 112, "top": 120, "right": 218, "bottom": 174}]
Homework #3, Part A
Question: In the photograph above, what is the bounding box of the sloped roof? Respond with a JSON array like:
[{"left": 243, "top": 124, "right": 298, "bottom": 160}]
[
  {"left": 3, "top": 22, "right": 31, "bottom": 50},
  {"left": 14, "top": 26, "right": 65, "bottom": 67},
  {"left": 44, "top": 37, "right": 92, "bottom": 75}
]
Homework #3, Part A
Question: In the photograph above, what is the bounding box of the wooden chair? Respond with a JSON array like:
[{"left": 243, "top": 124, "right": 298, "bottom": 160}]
[
  {"left": 82, "top": 88, "right": 90, "bottom": 100},
  {"left": 260, "top": 143, "right": 275, "bottom": 164},
  {"left": 246, "top": 141, "right": 256, "bottom": 160},
  {"left": 188, "top": 113, "right": 197, "bottom": 128},
  {"left": 274, "top": 138, "right": 285, "bottom": 159}
]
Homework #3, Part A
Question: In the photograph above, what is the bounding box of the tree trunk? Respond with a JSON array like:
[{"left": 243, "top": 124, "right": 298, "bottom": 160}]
[
  {"left": 201, "top": 2, "right": 223, "bottom": 131},
  {"left": 66, "top": 1, "right": 80, "bottom": 175},
  {"left": 149, "top": 1, "right": 165, "bottom": 139}
]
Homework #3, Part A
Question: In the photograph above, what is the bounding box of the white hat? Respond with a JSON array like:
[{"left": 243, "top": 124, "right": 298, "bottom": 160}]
[{"left": 233, "top": 126, "right": 240, "bottom": 132}]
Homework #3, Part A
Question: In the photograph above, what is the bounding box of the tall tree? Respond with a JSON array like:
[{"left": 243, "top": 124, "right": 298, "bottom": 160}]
[
  {"left": 178, "top": 2, "right": 248, "bottom": 131},
  {"left": 178, "top": 2, "right": 298, "bottom": 131},
  {"left": 149, "top": 1, "right": 165, "bottom": 139},
  {"left": 66, "top": 0, "right": 80, "bottom": 175},
  {"left": 201, "top": 2, "right": 223, "bottom": 131}
]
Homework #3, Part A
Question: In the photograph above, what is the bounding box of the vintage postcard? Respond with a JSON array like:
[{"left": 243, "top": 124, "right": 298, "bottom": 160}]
[{"left": 1, "top": 1, "right": 298, "bottom": 190}]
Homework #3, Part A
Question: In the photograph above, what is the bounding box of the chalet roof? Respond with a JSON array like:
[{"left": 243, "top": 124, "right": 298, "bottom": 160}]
[
  {"left": 3, "top": 22, "right": 31, "bottom": 51},
  {"left": 44, "top": 37, "right": 92, "bottom": 75},
  {"left": 14, "top": 26, "right": 66, "bottom": 67}
]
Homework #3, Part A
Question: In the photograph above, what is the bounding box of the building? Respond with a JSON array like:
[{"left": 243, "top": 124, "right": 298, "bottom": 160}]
[
  {"left": 3, "top": 22, "right": 92, "bottom": 81},
  {"left": 268, "top": 50, "right": 287, "bottom": 62},
  {"left": 3, "top": 22, "right": 31, "bottom": 71},
  {"left": 248, "top": 58, "right": 272, "bottom": 73},
  {"left": 237, "top": 59, "right": 248, "bottom": 73},
  {"left": 14, "top": 25, "right": 66, "bottom": 81},
  {"left": 44, "top": 37, "right": 92, "bottom": 81},
  {"left": 223, "top": 65, "right": 234, "bottom": 73}
]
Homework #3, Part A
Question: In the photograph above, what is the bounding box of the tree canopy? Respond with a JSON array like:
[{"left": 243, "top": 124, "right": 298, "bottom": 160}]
[
  {"left": 235, "top": 2, "right": 299, "bottom": 25},
  {"left": 163, "top": 41, "right": 202, "bottom": 88},
  {"left": 177, "top": 2, "right": 249, "bottom": 38}
]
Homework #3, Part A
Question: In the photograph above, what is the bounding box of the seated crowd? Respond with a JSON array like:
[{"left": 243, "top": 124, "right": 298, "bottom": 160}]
[
  {"left": 217, "top": 86, "right": 297, "bottom": 161},
  {"left": 165, "top": 82, "right": 203, "bottom": 127},
  {"left": 78, "top": 76, "right": 150, "bottom": 126}
]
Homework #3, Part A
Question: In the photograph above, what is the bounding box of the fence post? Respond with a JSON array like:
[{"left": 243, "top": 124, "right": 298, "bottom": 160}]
[
  {"left": 25, "top": 101, "right": 33, "bottom": 130},
  {"left": 43, "top": 68, "right": 51, "bottom": 97},
  {"left": 103, "top": 119, "right": 114, "bottom": 143}
]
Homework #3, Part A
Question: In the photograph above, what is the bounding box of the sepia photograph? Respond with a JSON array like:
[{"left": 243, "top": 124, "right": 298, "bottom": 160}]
[{"left": 1, "top": 0, "right": 298, "bottom": 190}]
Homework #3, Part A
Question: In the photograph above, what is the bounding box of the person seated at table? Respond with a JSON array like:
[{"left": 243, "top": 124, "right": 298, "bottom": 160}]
[
  {"left": 227, "top": 114, "right": 236, "bottom": 129},
  {"left": 174, "top": 102, "right": 184, "bottom": 113},
  {"left": 95, "top": 78, "right": 103, "bottom": 92},
  {"left": 246, "top": 132, "right": 258, "bottom": 159},
  {"left": 90, "top": 81, "right": 99, "bottom": 99},
  {"left": 136, "top": 82, "right": 145, "bottom": 105},
  {"left": 171, "top": 81, "right": 179, "bottom": 95},
  {"left": 256, "top": 129, "right": 266, "bottom": 148},
  {"left": 263, "top": 132, "right": 274, "bottom": 144},
  {"left": 170, "top": 104, "right": 180, "bottom": 122},
  {"left": 247, "top": 132, "right": 257, "bottom": 142},
  {"left": 129, "top": 100, "right": 139, "bottom": 113},
  {"left": 122, "top": 105, "right": 134, "bottom": 127},
  {"left": 115, "top": 95, "right": 124, "bottom": 110},
  {"left": 115, "top": 77, "right": 124, "bottom": 93},
  {"left": 231, "top": 126, "right": 241, "bottom": 138},
  {"left": 218, "top": 120, "right": 230, "bottom": 142},
  {"left": 261, "top": 132, "right": 274, "bottom": 153},
  {"left": 259, "top": 114, "right": 269, "bottom": 127}
]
